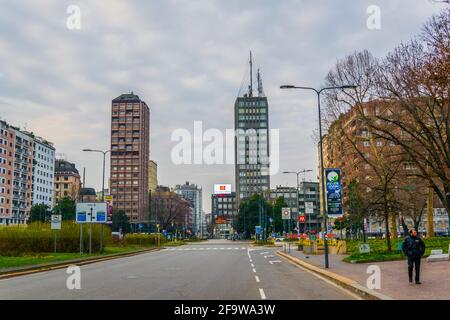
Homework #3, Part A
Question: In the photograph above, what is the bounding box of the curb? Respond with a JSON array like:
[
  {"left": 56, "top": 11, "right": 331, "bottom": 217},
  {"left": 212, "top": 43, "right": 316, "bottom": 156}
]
[
  {"left": 0, "top": 248, "right": 161, "bottom": 280},
  {"left": 277, "top": 251, "right": 393, "bottom": 300}
]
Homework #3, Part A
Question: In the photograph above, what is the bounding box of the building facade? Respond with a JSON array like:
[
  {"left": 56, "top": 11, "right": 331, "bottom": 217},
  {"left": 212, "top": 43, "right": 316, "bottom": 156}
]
[
  {"left": 174, "top": 182, "right": 203, "bottom": 237},
  {"left": 211, "top": 192, "right": 237, "bottom": 239},
  {"left": 151, "top": 185, "right": 193, "bottom": 235},
  {"left": 110, "top": 92, "right": 150, "bottom": 224},
  {"left": 148, "top": 160, "right": 158, "bottom": 193},
  {"left": 31, "top": 137, "right": 55, "bottom": 209},
  {"left": 0, "top": 120, "right": 55, "bottom": 225},
  {"left": 234, "top": 62, "right": 270, "bottom": 206},
  {"left": 54, "top": 159, "right": 81, "bottom": 202}
]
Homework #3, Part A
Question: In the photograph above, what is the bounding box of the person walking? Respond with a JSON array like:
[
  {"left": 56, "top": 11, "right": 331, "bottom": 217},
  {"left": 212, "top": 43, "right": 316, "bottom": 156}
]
[{"left": 402, "top": 228, "right": 426, "bottom": 284}]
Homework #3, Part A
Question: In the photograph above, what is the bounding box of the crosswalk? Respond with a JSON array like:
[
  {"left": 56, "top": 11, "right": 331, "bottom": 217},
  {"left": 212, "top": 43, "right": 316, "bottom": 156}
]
[{"left": 163, "top": 247, "right": 247, "bottom": 251}]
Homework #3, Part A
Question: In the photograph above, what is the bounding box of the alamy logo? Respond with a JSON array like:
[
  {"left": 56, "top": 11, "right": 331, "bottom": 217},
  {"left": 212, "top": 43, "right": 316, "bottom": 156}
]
[
  {"left": 366, "top": 5, "right": 381, "bottom": 30},
  {"left": 66, "top": 5, "right": 81, "bottom": 30},
  {"left": 66, "top": 266, "right": 81, "bottom": 290},
  {"left": 170, "top": 121, "right": 280, "bottom": 175},
  {"left": 366, "top": 265, "right": 381, "bottom": 290}
]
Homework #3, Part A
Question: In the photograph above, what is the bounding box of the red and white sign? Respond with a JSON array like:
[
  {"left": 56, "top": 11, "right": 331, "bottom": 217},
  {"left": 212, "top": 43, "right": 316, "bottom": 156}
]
[
  {"left": 298, "top": 215, "right": 306, "bottom": 223},
  {"left": 281, "top": 208, "right": 291, "bottom": 220},
  {"left": 214, "top": 184, "right": 232, "bottom": 195}
]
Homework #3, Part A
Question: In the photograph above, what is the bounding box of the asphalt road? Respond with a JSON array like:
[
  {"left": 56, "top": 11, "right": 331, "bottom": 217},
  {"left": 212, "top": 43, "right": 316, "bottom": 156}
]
[{"left": 0, "top": 240, "right": 356, "bottom": 300}]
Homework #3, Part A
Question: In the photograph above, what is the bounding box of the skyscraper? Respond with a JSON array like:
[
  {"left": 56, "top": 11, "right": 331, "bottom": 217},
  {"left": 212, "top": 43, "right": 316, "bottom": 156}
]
[
  {"left": 110, "top": 92, "right": 150, "bottom": 225},
  {"left": 234, "top": 52, "right": 270, "bottom": 205}
]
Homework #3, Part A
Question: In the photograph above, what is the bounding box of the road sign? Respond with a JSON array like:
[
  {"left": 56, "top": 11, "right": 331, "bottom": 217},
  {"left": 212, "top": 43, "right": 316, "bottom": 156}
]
[
  {"left": 269, "top": 217, "right": 273, "bottom": 223},
  {"left": 305, "top": 202, "right": 314, "bottom": 214},
  {"left": 51, "top": 214, "right": 62, "bottom": 230},
  {"left": 310, "top": 234, "right": 316, "bottom": 241},
  {"left": 281, "top": 208, "right": 291, "bottom": 220},
  {"left": 298, "top": 215, "right": 306, "bottom": 223},
  {"left": 255, "top": 226, "right": 262, "bottom": 235},
  {"left": 76, "top": 203, "right": 108, "bottom": 224},
  {"left": 359, "top": 243, "right": 371, "bottom": 254}
]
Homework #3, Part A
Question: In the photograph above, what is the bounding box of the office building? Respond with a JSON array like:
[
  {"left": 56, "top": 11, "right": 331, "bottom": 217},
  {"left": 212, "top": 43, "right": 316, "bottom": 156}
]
[
  {"left": 110, "top": 92, "right": 150, "bottom": 223},
  {"left": 234, "top": 53, "right": 270, "bottom": 206},
  {"left": 211, "top": 191, "right": 237, "bottom": 239}
]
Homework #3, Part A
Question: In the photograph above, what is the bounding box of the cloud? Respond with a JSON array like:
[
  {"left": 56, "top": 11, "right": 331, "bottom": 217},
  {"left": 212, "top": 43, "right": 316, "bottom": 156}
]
[{"left": 0, "top": 0, "right": 444, "bottom": 211}]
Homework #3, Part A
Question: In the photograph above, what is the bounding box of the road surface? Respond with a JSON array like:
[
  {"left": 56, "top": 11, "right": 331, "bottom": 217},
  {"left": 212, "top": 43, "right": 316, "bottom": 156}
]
[{"left": 0, "top": 240, "right": 356, "bottom": 300}]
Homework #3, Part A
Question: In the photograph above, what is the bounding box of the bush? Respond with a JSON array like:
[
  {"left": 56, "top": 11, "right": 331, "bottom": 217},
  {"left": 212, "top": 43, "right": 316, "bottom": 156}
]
[
  {"left": 123, "top": 233, "right": 165, "bottom": 247},
  {"left": 0, "top": 222, "right": 111, "bottom": 255}
]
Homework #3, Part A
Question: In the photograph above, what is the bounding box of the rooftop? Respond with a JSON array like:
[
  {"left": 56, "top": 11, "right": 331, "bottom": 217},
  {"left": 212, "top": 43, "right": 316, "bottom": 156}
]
[{"left": 112, "top": 92, "right": 141, "bottom": 103}]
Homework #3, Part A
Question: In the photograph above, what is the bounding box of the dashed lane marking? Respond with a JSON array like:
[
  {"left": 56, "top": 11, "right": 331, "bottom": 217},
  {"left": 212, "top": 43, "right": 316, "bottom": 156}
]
[{"left": 259, "top": 288, "right": 267, "bottom": 300}]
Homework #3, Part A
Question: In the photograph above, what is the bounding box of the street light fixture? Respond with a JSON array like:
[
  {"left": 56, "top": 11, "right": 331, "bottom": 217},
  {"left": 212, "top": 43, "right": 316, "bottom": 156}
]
[
  {"left": 83, "top": 148, "right": 111, "bottom": 254},
  {"left": 280, "top": 83, "right": 357, "bottom": 269}
]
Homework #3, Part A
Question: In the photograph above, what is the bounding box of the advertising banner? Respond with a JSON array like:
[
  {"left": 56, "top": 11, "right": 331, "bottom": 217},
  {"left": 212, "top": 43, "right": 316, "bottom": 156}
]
[{"left": 325, "top": 168, "right": 343, "bottom": 217}]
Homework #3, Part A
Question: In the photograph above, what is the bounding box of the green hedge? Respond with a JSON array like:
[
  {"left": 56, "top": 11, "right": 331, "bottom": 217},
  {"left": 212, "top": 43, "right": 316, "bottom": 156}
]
[
  {"left": 123, "top": 233, "right": 165, "bottom": 247},
  {"left": 0, "top": 222, "right": 111, "bottom": 255},
  {"left": 346, "top": 237, "right": 450, "bottom": 255}
]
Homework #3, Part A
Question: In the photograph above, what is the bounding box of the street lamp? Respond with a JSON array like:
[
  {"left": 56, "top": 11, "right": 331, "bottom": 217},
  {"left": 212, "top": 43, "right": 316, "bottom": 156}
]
[
  {"left": 283, "top": 169, "right": 313, "bottom": 235},
  {"left": 280, "top": 84, "right": 357, "bottom": 268},
  {"left": 82, "top": 148, "right": 111, "bottom": 254}
]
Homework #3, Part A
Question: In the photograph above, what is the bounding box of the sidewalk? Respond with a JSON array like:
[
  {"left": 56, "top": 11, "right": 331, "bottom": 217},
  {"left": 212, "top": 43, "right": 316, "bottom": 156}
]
[{"left": 281, "top": 248, "right": 450, "bottom": 300}]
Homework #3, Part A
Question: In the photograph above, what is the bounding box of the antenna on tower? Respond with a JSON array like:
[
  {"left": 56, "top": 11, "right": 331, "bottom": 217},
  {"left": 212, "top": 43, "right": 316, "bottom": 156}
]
[
  {"left": 248, "top": 51, "right": 253, "bottom": 97},
  {"left": 257, "top": 68, "right": 264, "bottom": 97}
]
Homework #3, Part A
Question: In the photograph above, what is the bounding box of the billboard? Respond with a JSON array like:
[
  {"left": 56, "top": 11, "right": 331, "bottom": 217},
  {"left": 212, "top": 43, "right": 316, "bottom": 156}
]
[
  {"left": 214, "top": 184, "right": 232, "bottom": 195},
  {"left": 326, "top": 168, "right": 343, "bottom": 217}
]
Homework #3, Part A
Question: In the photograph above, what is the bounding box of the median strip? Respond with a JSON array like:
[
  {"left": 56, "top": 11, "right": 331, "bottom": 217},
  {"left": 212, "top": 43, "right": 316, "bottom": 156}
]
[
  {"left": 277, "top": 251, "right": 392, "bottom": 300},
  {"left": 0, "top": 248, "right": 161, "bottom": 280}
]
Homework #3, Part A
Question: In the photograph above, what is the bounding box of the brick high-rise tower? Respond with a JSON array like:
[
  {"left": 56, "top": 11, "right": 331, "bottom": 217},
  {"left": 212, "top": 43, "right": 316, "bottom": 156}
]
[{"left": 110, "top": 92, "right": 150, "bottom": 226}]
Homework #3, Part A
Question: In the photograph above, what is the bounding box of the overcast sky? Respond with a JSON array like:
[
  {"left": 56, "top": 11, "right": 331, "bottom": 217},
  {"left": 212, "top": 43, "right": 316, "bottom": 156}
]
[{"left": 0, "top": 0, "right": 446, "bottom": 211}]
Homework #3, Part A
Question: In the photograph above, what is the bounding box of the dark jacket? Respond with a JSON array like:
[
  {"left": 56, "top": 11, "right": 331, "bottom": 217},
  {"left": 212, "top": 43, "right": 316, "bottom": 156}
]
[{"left": 402, "top": 235, "right": 426, "bottom": 258}]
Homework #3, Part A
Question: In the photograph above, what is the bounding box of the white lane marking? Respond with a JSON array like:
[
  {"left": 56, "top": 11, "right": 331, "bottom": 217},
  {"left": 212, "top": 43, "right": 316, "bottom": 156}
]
[
  {"left": 269, "top": 260, "right": 282, "bottom": 265},
  {"left": 214, "top": 248, "right": 218, "bottom": 250},
  {"left": 227, "top": 248, "right": 232, "bottom": 250},
  {"left": 259, "top": 288, "right": 267, "bottom": 300},
  {"left": 220, "top": 248, "right": 225, "bottom": 250},
  {"left": 234, "top": 248, "right": 240, "bottom": 250},
  {"left": 241, "top": 247, "right": 246, "bottom": 250},
  {"left": 255, "top": 276, "right": 260, "bottom": 283},
  {"left": 251, "top": 263, "right": 255, "bottom": 268},
  {"left": 260, "top": 252, "right": 269, "bottom": 255},
  {"left": 206, "top": 248, "right": 211, "bottom": 250},
  {"left": 252, "top": 268, "right": 257, "bottom": 273},
  {"left": 249, "top": 259, "right": 253, "bottom": 263},
  {"left": 199, "top": 248, "right": 204, "bottom": 250},
  {"left": 264, "top": 255, "right": 275, "bottom": 258}
]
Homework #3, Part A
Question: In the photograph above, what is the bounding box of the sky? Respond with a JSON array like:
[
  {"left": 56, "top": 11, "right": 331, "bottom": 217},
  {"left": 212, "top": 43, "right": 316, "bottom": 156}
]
[{"left": 0, "top": 0, "right": 446, "bottom": 212}]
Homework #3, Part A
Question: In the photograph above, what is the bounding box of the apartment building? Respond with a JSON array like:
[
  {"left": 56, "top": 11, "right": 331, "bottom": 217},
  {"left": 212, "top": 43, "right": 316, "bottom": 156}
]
[
  {"left": 110, "top": 92, "right": 150, "bottom": 223},
  {"left": 31, "top": 137, "right": 55, "bottom": 209},
  {"left": 0, "top": 120, "right": 53, "bottom": 225},
  {"left": 54, "top": 159, "right": 81, "bottom": 202},
  {"left": 174, "top": 182, "right": 203, "bottom": 237}
]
